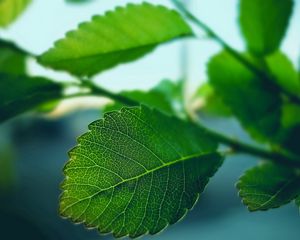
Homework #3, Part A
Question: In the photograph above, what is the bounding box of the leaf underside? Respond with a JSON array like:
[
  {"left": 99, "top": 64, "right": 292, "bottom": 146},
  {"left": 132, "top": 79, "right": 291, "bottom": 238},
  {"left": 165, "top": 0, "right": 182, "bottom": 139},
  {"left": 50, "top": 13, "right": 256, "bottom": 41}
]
[
  {"left": 61, "top": 105, "right": 223, "bottom": 238},
  {"left": 39, "top": 3, "right": 193, "bottom": 77},
  {"left": 237, "top": 162, "right": 300, "bottom": 211}
]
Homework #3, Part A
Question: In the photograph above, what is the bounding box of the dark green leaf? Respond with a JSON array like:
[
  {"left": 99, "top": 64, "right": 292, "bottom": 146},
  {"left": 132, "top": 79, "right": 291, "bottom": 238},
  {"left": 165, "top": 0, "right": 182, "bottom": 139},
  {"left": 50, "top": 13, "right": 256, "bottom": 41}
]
[
  {"left": 208, "top": 51, "right": 282, "bottom": 142},
  {"left": 0, "top": 40, "right": 27, "bottom": 75},
  {"left": 60, "top": 105, "right": 223, "bottom": 238},
  {"left": 39, "top": 3, "right": 193, "bottom": 77},
  {"left": 0, "top": 0, "right": 32, "bottom": 27},
  {"left": 239, "top": 0, "right": 294, "bottom": 56},
  {"left": 0, "top": 73, "right": 63, "bottom": 122},
  {"left": 266, "top": 52, "right": 300, "bottom": 96},
  {"left": 237, "top": 162, "right": 300, "bottom": 211}
]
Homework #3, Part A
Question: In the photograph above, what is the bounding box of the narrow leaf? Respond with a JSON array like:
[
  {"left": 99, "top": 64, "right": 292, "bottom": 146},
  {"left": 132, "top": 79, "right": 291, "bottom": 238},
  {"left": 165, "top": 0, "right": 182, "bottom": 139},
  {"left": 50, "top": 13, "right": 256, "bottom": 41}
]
[
  {"left": 0, "top": 73, "right": 63, "bottom": 122},
  {"left": 239, "top": 0, "right": 294, "bottom": 56},
  {"left": 61, "top": 105, "right": 223, "bottom": 238},
  {"left": 0, "top": 0, "right": 31, "bottom": 27},
  {"left": 237, "top": 162, "right": 300, "bottom": 211},
  {"left": 39, "top": 3, "right": 193, "bottom": 77},
  {"left": 208, "top": 51, "right": 282, "bottom": 142}
]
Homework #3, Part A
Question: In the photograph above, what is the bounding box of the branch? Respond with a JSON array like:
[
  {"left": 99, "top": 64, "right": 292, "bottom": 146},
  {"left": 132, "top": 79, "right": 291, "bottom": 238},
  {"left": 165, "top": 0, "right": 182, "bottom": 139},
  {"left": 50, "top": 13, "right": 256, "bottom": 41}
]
[
  {"left": 83, "top": 80, "right": 300, "bottom": 168},
  {"left": 171, "top": 0, "right": 300, "bottom": 105}
]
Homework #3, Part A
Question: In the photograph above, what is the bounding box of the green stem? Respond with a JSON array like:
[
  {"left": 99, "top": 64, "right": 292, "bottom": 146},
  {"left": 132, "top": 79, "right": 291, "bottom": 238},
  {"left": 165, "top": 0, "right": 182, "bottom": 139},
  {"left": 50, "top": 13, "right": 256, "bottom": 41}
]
[
  {"left": 83, "top": 80, "right": 300, "bottom": 168},
  {"left": 82, "top": 80, "right": 139, "bottom": 106},
  {"left": 171, "top": 0, "right": 300, "bottom": 105}
]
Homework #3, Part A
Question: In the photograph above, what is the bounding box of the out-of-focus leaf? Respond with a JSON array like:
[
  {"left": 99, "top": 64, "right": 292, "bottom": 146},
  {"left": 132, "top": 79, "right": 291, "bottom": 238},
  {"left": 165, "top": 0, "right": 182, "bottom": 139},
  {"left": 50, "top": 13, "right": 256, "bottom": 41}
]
[
  {"left": 208, "top": 50, "right": 282, "bottom": 142},
  {"left": 194, "top": 83, "right": 231, "bottom": 117},
  {"left": 39, "top": 3, "right": 193, "bottom": 77},
  {"left": 60, "top": 105, "right": 222, "bottom": 238},
  {"left": 239, "top": 0, "right": 294, "bottom": 56},
  {"left": 280, "top": 104, "right": 300, "bottom": 155},
  {"left": 103, "top": 80, "right": 185, "bottom": 117},
  {"left": 237, "top": 162, "right": 300, "bottom": 211},
  {"left": 0, "top": 73, "right": 63, "bottom": 122},
  {"left": 0, "top": 0, "right": 31, "bottom": 27},
  {"left": 0, "top": 40, "right": 27, "bottom": 75},
  {"left": 266, "top": 52, "right": 300, "bottom": 97}
]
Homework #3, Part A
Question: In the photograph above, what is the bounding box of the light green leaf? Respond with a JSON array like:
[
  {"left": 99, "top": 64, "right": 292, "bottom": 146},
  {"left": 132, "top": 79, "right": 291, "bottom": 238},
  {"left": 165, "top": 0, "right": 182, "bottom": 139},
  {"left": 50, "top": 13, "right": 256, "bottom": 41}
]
[
  {"left": 239, "top": 0, "right": 294, "bottom": 56},
  {"left": 0, "top": 0, "right": 31, "bottom": 27},
  {"left": 60, "top": 105, "right": 223, "bottom": 238},
  {"left": 0, "top": 73, "right": 63, "bottom": 122},
  {"left": 266, "top": 52, "right": 300, "bottom": 96},
  {"left": 39, "top": 3, "right": 193, "bottom": 77},
  {"left": 0, "top": 40, "right": 27, "bottom": 75},
  {"left": 103, "top": 79, "right": 184, "bottom": 117},
  {"left": 208, "top": 51, "right": 282, "bottom": 142},
  {"left": 237, "top": 162, "right": 300, "bottom": 211}
]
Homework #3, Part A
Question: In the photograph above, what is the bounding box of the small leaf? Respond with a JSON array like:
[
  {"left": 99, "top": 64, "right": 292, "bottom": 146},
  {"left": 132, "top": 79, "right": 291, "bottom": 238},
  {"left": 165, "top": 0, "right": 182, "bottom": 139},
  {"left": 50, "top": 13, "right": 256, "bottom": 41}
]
[
  {"left": 39, "top": 3, "right": 193, "bottom": 77},
  {"left": 61, "top": 105, "right": 223, "bottom": 238},
  {"left": 193, "top": 83, "right": 231, "bottom": 117},
  {"left": 103, "top": 79, "right": 184, "bottom": 117},
  {"left": 0, "top": 40, "right": 27, "bottom": 75},
  {"left": 239, "top": 0, "right": 294, "bottom": 56},
  {"left": 208, "top": 51, "right": 282, "bottom": 142},
  {"left": 266, "top": 52, "right": 300, "bottom": 97},
  {"left": 0, "top": 73, "right": 63, "bottom": 122},
  {"left": 237, "top": 162, "right": 300, "bottom": 211},
  {"left": 0, "top": 0, "right": 31, "bottom": 27}
]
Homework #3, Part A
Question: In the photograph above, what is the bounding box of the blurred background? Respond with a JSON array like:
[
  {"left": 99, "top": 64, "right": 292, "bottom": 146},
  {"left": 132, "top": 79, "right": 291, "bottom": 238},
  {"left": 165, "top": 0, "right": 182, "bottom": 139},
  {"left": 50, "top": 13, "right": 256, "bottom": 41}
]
[{"left": 0, "top": 0, "right": 300, "bottom": 239}]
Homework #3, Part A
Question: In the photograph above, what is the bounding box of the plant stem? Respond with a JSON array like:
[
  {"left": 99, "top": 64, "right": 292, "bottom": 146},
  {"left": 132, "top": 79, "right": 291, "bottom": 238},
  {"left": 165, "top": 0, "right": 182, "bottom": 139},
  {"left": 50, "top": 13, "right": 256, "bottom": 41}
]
[
  {"left": 82, "top": 80, "right": 139, "bottom": 106},
  {"left": 205, "top": 129, "right": 300, "bottom": 168},
  {"left": 171, "top": 0, "right": 300, "bottom": 105},
  {"left": 83, "top": 80, "right": 300, "bottom": 168}
]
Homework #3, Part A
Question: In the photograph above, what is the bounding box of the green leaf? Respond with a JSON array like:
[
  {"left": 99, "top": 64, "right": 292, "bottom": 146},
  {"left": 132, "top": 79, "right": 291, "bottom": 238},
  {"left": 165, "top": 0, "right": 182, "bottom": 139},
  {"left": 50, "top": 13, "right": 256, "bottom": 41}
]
[
  {"left": 60, "top": 105, "right": 223, "bottom": 238},
  {"left": 239, "top": 0, "right": 294, "bottom": 56},
  {"left": 39, "top": 3, "right": 193, "bottom": 77},
  {"left": 208, "top": 51, "right": 282, "bottom": 142},
  {"left": 280, "top": 104, "right": 300, "bottom": 155},
  {"left": 0, "top": 73, "right": 63, "bottom": 122},
  {"left": 0, "top": 0, "right": 31, "bottom": 27},
  {"left": 237, "top": 162, "right": 300, "bottom": 211},
  {"left": 0, "top": 40, "right": 27, "bottom": 75},
  {"left": 193, "top": 83, "right": 232, "bottom": 117},
  {"left": 266, "top": 52, "right": 300, "bottom": 97},
  {"left": 103, "top": 80, "right": 184, "bottom": 117}
]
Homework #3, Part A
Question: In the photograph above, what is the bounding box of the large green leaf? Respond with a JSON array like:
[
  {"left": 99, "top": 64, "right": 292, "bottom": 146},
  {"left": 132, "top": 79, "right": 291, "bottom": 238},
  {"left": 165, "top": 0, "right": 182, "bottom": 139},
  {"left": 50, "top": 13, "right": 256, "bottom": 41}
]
[
  {"left": 103, "top": 79, "right": 184, "bottom": 117},
  {"left": 0, "top": 0, "right": 31, "bottom": 27},
  {"left": 39, "top": 3, "right": 193, "bottom": 77},
  {"left": 208, "top": 51, "right": 282, "bottom": 142},
  {"left": 0, "top": 73, "right": 63, "bottom": 122},
  {"left": 237, "top": 162, "right": 300, "bottom": 211},
  {"left": 0, "top": 40, "right": 27, "bottom": 75},
  {"left": 266, "top": 52, "right": 300, "bottom": 97},
  {"left": 60, "top": 105, "right": 223, "bottom": 238},
  {"left": 239, "top": 0, "right": 294, "bottom": 56}
]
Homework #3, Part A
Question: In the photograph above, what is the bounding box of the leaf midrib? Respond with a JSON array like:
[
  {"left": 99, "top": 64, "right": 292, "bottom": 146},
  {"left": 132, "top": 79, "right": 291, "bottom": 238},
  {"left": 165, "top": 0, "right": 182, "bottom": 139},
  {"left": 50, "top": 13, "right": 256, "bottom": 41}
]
[{"left": 61, "top": 151, "right": 215, "bottom": 213}]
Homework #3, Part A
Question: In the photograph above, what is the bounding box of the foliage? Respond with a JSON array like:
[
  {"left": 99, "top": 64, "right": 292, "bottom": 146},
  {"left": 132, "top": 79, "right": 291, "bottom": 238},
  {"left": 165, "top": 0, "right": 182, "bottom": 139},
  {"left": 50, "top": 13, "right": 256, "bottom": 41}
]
[{"left": 0, "top": 0, "right": 300, "bottom": 239}]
